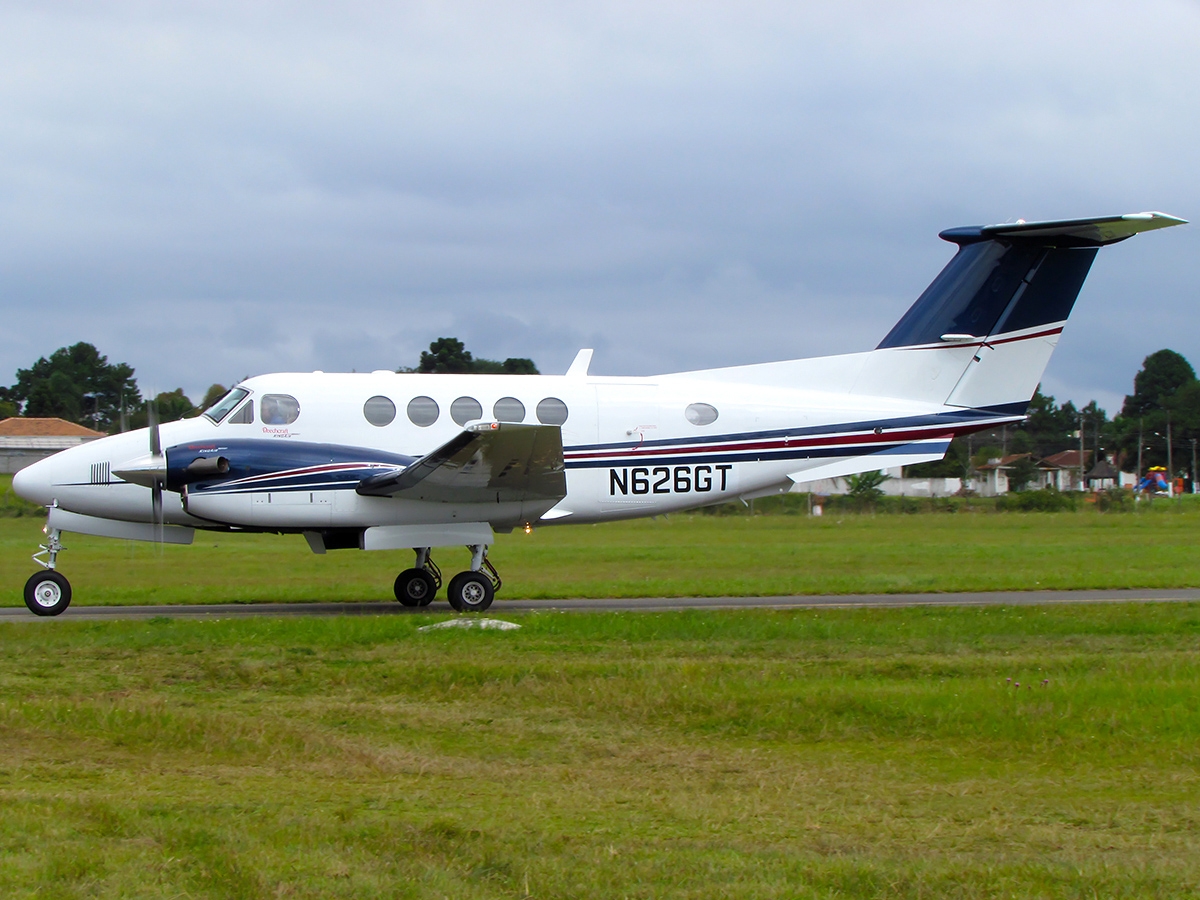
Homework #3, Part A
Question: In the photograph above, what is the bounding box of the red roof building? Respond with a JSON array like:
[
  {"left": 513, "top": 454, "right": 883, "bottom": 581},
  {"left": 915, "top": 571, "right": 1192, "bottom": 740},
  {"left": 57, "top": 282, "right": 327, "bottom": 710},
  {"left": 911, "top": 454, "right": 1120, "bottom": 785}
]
[{"left": 0, "top": 418, "right": 105, "bottom": 474}]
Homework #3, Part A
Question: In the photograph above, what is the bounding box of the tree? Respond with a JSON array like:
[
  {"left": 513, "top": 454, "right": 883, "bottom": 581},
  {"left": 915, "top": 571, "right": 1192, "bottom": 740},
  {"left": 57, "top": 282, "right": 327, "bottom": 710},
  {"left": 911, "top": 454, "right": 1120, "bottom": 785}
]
[
  {"left": 845, "top": 469, "right": 889, "bottom": 502},
  {"left": 413, "top": 338, "right": 539, "bottom": 375},
  {"left": 199, "top": 384, "right": 228, "bottom": 413},
  {"left": 1016, "top": 387, "right": 1080, "bottom": 457},
  {"left": 501, "top": 357, "right": 538, "bottom": 374},
  {"left": 1112, "top": 350, "right": 1198, "bottom": 473},
  {"left": 0, "top": 386, "right": 16, "bottom": 420},
  {"left": 11, "top": 343, "right": 141, "bottom": 432},
  {"left": 1006, "top": 456, "right": 1040, "bottom": 492},
  {"left": 153, "top": 389, "right": 198, "bottom": 422},
  {"left": 418, "top": 337, "right": 475, "bottom": 373},
  {"left": 1121, "top": 349, "right": 1196, "bottom": 418}
]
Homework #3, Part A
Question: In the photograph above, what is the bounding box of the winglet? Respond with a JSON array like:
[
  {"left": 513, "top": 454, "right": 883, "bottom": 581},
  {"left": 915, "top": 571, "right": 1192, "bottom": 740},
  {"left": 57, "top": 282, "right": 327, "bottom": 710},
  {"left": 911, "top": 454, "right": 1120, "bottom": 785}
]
[{"left": 566, "top": 349, "right": 593, "bottom": 377}]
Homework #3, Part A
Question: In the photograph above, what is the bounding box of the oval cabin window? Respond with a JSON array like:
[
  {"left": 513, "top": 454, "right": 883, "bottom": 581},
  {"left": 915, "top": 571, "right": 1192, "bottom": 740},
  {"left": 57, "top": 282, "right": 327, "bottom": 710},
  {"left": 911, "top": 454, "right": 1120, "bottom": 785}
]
[
  {"left": 685, "top": 402, "right": 718, "bottom": 426},
  {"left": 451, "top": 396, "right": 483, "bottom": 426},
  {"left": 407, "top": 396, "right": 440, "bottom": 427},
  {"left": 363, "top": 396, "right": 396, "bottom": 427},
  {"left": 493, "top": 397, "right": 525, "bottom": 423},
  {"left": 260, "top": 395, "right": 300, "bottom": 425},
  {"left": 536, "top": 397, "right": 569, "bottom": 425}
]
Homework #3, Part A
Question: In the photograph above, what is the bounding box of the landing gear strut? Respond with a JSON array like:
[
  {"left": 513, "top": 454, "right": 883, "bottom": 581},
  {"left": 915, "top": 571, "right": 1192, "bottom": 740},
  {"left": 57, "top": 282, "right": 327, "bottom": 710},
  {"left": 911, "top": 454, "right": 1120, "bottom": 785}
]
[
  {"left": 25, "top": 525, "right": 72, "bottom": 616},
  {"left": 446, "top": 544, "right": 501, "bottom": 613},
  {"left": 393, "top": 544, "right": 501, "bottom": 612},
  {"left": 393, "top": 547, "right": 442, "bottom": 606}
]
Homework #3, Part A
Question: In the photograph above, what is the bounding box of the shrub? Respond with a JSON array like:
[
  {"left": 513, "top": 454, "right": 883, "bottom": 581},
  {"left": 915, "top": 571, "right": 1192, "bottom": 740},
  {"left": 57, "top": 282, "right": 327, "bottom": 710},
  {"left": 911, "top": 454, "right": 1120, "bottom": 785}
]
[{"left": 997, "top": 487, "right": 1078, "bottom": 512}]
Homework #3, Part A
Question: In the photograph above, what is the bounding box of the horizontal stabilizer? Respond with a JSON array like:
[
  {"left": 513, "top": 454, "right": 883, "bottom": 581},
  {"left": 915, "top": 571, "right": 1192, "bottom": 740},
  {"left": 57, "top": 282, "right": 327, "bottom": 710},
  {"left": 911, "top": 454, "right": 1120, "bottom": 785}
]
[
  {"left": 786, "top": 440, "right": 951, "bottom": 486},
  {"left": 940, "top": 211, "right": 1186, "bottom": 248},
  {"left": 356, "top": 422, "right": 566, "bottom": 504}
]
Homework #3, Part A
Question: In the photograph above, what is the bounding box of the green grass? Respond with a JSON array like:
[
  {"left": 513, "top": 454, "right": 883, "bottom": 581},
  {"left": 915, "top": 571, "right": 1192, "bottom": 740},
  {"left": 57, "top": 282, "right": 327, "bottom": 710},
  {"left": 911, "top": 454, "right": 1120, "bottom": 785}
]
[
  {"left": 4, "top": 490, "right": 1200, "bottom": 606},
  {"left": 0, "top": 473, "right": 43, "bottom": 518},
  {"left": 1, "top": 604, "right": 1199, "bottom": 897}
]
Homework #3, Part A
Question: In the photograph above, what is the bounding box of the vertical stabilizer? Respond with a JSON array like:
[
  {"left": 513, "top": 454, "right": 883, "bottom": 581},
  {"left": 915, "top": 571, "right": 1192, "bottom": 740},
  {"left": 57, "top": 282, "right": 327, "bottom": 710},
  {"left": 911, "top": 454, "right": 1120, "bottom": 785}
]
[{"left": 851, "top": 212, "right": 1185, "bottom": 410}]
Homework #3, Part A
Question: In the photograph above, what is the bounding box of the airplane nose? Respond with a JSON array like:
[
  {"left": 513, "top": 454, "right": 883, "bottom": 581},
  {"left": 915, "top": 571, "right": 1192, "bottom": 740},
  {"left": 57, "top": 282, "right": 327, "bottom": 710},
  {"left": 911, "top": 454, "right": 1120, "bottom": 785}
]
[{"left": 12, "top": 459, "right": 53, "bottom": 506}]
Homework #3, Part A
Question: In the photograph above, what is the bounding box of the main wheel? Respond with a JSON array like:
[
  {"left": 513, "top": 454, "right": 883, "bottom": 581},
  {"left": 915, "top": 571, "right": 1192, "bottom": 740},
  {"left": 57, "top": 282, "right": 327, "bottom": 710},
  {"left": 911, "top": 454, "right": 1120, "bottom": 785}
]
[
  {"left": 446, "top": 571, "right": 495, "bottom": 613},
  {"left": 24, "top": 571, "right": 72, "bottom": 617},
  {"left": 394, "top": 568, "right": 437, "bottom": 607}
]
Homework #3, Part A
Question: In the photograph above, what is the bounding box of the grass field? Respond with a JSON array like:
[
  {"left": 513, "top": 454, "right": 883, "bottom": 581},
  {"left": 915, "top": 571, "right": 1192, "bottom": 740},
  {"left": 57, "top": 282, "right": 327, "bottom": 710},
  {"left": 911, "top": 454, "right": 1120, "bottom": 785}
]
[
  {"left": 2, "top": 604, "right": 1199, "bottom": 898},
  {"left": 3, "top": 473, "right": 1200, "bottom": 607},
  {"left": 4, "top": 474, "right": 1200, "bottom": 896}
]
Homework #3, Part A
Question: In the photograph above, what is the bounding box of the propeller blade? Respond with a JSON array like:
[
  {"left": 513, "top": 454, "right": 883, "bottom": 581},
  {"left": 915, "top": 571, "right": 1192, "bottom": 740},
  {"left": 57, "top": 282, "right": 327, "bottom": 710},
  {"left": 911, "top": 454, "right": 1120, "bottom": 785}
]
[
  {"left": 148, "top": 402, "right": 161, "bottom": 456},
  {"left": 152, "top": 479, "right": 164, "bottom": 545}
]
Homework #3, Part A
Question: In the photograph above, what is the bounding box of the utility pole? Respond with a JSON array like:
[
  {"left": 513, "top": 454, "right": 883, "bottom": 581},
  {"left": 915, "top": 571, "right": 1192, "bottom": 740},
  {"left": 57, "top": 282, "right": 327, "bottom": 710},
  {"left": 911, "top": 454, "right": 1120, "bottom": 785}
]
[
  {"left": 1167, "top": 414, "right": 1174, "bottom": 498},
  {"left": 1192, "top": 438, "right": 1197, "bottom": 495},
  {"left": 1079, "top": 410, "right": 1085, "bottom": 492},
  {"left": 1137, "top": 417, "right": 1144, "bottom": 485}
]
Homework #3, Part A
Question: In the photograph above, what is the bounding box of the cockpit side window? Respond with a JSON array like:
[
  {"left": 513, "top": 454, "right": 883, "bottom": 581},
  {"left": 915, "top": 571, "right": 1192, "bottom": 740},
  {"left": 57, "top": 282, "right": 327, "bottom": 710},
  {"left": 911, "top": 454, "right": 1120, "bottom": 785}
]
[
  {"left": 203, "top": 388, "right": 250, "bottom": 423},
  {"left": 228, "top": 400, "right": 254, "bottom": 424},
  {"left": 261, "top": 394, "right": 300, "bottom": 425}
]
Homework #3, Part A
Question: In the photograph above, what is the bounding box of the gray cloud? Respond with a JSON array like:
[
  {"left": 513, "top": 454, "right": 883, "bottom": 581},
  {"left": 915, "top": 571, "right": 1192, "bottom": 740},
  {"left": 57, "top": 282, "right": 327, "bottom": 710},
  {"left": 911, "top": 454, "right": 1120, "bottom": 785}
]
[{"left": 0, "top": 2, "right": 1196, "bottom": 412}]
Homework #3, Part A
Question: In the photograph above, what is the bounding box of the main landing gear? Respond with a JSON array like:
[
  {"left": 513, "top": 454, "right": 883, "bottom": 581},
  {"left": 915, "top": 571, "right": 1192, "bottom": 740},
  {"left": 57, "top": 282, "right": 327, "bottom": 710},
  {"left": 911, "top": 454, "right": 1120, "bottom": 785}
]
[
  {"left": 393, "top": 544, "right": 501, "bottom": 613},
  {"left": 24, "top": 525, "right": 72, "bottom": 617}
]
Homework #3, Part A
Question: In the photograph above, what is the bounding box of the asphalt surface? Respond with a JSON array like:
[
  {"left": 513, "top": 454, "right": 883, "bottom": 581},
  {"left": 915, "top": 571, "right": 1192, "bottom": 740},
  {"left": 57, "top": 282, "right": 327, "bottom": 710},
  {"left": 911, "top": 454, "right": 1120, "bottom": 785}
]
[{"left": 3, "top": 588, "right": 1200, "bottom": 620}]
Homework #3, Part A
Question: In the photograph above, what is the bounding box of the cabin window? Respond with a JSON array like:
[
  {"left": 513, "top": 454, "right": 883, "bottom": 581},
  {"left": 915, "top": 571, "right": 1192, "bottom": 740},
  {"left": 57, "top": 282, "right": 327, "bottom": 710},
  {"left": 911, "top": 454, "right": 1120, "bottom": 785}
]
[
  {"left": 493, "top": 397, "right": 525, "bottom": 423},
  {"left": 536, "top": 397, "right": 569, "bottom": 425},
  {"left": 363, "top": 396, "right": 396, "bottom": 427},
  {"left": 228, "top": 399, "right": 254, "bottom": 424},
  {"left": 685, "top": 402, "right": 718, "bottom": 426},
  {"left": 407, "top": 396, "right": 439, "bottom": 426},
  {"left": 203, "top": 387, "right": 249, "bottom": 423},
  {"left": 261, "top": 394, "right": 300, "bottom": 425},
  {"left": 451, "top": 396, "right": 483, "bottom": 426}
]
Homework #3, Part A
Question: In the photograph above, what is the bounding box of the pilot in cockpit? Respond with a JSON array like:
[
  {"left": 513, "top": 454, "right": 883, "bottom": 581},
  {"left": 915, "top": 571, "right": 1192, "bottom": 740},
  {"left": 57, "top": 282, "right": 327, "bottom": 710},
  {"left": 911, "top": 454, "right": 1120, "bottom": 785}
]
[{"left": 261, "top": 396, "right": 287, "bottom": 425}]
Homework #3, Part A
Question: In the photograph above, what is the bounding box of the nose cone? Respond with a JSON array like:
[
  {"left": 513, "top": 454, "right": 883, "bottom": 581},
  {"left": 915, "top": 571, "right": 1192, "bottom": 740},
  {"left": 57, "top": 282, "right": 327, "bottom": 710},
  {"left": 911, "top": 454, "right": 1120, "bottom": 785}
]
[{"left": 12, "top": 458, "right": 54, "bottom": 507}]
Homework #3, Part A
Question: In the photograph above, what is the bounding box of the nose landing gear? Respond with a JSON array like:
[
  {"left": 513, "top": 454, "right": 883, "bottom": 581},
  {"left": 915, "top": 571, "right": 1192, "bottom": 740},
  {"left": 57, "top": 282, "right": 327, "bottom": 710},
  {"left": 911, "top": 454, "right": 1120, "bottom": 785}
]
[{"left": 25, "top": 525, "right": 71, "bottom": 616}]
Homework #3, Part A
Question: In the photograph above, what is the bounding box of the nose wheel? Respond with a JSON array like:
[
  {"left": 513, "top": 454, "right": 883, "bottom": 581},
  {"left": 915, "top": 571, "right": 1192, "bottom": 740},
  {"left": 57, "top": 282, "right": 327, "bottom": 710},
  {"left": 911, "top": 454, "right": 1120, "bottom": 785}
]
[
  {"left": 25, "top": 523, "right": 71, "bottom": 616},
  {"left": 24, "top": 570, "right": 72, "bottom": 617}
]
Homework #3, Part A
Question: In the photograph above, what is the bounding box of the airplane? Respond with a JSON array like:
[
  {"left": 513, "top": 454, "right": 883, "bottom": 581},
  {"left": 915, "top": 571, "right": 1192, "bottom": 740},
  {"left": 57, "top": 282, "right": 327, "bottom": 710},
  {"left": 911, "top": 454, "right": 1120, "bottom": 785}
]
[{"left": 12, "top": 211, "right": 1186, "bottom": 616}]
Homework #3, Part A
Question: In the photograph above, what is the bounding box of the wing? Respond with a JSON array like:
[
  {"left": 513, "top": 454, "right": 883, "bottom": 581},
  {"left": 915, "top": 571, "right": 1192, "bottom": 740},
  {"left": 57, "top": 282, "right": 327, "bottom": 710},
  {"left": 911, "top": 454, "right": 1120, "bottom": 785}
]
[{"left": 356, "top": 422, "right": 566, "bottom": 504}]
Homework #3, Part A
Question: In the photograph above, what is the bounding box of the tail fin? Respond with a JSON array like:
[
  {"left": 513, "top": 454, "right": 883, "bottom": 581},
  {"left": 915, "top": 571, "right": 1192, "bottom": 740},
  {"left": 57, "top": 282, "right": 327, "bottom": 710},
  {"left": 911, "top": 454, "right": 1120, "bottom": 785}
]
[{"left": 852, "top": 212, "right": 1185, "bottom": 411}]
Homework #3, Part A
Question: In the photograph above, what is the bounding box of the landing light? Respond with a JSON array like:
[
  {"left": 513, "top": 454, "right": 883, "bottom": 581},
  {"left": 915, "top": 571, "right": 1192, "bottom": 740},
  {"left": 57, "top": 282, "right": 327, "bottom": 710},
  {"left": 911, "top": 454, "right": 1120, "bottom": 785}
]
[{"left": 524, "top": 523, "right": 532, "bottom": 534}]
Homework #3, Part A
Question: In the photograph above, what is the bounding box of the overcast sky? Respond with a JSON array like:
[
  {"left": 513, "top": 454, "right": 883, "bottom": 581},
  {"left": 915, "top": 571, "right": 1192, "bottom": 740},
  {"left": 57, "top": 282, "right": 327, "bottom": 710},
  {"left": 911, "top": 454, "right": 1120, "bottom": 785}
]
[{"left": 0, "top": 2, "right": 1196, "bottom": 415}]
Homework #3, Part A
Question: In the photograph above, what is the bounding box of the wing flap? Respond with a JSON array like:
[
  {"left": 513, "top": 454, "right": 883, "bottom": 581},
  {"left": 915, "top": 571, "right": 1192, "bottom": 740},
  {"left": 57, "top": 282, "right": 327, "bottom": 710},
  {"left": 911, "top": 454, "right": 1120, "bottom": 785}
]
[{"left": 356, "top": 423, "right": 566, "bottom": 504}]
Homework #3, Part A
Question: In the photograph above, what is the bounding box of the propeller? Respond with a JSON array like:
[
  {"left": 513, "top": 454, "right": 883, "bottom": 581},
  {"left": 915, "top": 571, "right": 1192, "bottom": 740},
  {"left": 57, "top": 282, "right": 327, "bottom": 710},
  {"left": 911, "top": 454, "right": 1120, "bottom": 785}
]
[
  {"left": 148, "top": 402, "right": 163, "bottom": 542},
  {"left": 111, "top": 399, "right": 167, "bottom": 541}
]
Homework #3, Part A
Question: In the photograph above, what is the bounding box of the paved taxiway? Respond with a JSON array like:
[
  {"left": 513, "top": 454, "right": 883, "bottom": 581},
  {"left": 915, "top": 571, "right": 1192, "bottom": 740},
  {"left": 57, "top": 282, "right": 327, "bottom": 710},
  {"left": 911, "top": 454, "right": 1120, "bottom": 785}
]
[{"left": 3, "top": 588, "right": 1200, "bottom": 620}]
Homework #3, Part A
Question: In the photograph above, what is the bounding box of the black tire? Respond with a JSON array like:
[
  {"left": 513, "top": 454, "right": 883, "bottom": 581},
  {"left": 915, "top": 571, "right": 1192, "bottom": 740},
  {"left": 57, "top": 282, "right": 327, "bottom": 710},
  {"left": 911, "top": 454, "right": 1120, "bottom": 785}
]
[
  {"left": 24, "top": 571, "right": 72, "bottom": 617},
  {"left": 394, "top": 568, "right": 437, "bottom": 607},
  {"left": 446, "top": 571, "right": 494, "bottom": 613}
]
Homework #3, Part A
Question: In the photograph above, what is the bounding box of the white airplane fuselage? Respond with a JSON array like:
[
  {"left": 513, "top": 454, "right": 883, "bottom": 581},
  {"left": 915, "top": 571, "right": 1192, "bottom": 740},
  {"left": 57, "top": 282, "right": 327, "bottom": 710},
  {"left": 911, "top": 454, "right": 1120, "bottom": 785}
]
[{"left": 15, "top": 365, "right": 969, "bottom": 531}]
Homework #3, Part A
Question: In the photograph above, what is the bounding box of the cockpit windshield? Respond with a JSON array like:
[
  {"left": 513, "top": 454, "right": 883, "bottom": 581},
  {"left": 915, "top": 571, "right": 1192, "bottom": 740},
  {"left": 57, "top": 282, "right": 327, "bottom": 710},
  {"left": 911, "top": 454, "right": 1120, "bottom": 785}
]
[{"left": 203, "top": 387, "right": 250, "bottom": 424}]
